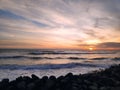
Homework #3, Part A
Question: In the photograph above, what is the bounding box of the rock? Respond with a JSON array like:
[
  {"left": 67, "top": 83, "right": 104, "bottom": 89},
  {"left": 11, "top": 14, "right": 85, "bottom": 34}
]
[
  {"left": 36, "top": 76, "right": 48, "bottom": 88},
  {"left": 89, "top": 85, "right": 98, "bottom": 90},
  {"left": 57, "top": 76, "right": 64, "bottom": 81},
  {"left": 72, "top": 86, "right": 79, "bottom": 90},
  {"left": 41, "top": 76, "right": 48, "bottom": 83},
  {"left": 17, "top": 81, "right": 26, "bottom": 90},
  {"left": 0, "top": 78, "right": 9, "bottom": 90},
  {"left": 83, "top": 80, "right": 91, "bottom": 85},
  {"left": 16, "top": 76, "right": 23, "bottom": 82},
  {"left": 31, "top": 74, "right": 39, "bottom": 80},
  {"left": 72, "top": 83, "right": 79, "bottom": 88},
  {"left": 100, "top": 87, "right": 111, "bottom": 90},
  {"left": 7, "top": 86, "right": 17, "bottom": 90},
  {"left": 110, "top": 87, "right": 120, "bottom": 90},
  {"left": 27, "top": 83, "right": 35, "bottom": 90},
  {"left": 2, "top": 78, "right": 9, "bottom": 83},
  {"left": 65, "top": 73, "right": 73, "bottom": 78},
  {"left": 49, "top": 76, "right": 56, "bottom": 81},
  {"left": 9, "top": 80, "right": 17, "bottom": 86},
  {"left": 45, "top": 78, "right": 56, "bottom": 89},
  {"left": 22, "top": 76, "right": 32, "bottom": 84}
]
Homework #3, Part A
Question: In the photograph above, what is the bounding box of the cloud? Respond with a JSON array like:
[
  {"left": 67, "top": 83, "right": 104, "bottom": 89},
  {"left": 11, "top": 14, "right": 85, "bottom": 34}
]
[
  {"left": 0, "top": 39, "right": 44, "bottom": 49},
  {"left": 97, "top": 42, "right": 120, "bottom": 49},
  {"left": 77, "top": 42, "right": 120, "bottom": 50},
  {"left": 0, "top": 0, "right": 120, "bottom": 49}
]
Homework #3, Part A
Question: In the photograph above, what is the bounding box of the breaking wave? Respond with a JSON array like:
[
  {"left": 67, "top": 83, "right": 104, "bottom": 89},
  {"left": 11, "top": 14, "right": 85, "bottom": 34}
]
[
  {"left": 0, "top": 63, "right": 108, "bottom": 70},
  {"left": 0, "top": 55, "right": 120, "bottom": 61}
]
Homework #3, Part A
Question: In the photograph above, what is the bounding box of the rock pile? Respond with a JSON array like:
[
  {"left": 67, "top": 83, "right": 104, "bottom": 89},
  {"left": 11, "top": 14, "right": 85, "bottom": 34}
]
[{"left": 0, "top": 64, "right": 120, "bottom": 90}]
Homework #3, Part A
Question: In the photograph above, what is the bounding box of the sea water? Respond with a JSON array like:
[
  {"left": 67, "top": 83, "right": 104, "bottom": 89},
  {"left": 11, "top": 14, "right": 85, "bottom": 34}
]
[{"left": 0, "top": 49, "right": 120, "bottom": 81}]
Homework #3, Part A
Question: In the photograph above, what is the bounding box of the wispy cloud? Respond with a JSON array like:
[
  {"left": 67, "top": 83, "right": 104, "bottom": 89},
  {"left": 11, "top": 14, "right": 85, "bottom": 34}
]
[
  {"left": 97, "top": 42, "right": 120, "bottom": 49},
  {"left": 0, "top": 0, "right": 120, "bottom": 49}
]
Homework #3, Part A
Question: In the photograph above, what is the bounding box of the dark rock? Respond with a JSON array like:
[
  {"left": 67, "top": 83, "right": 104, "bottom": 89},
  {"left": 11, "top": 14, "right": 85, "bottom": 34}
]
[
  {"left": 0, "top": 78, "right": 9, "bottom": 90},
  {"left": 49, "top": 76, "right": 56, "bottom": 81},
  {"left": 110, "top": 87, "right": 120, "bottom": 90},
  {"left": 42, "top": 76, "right": 48, "bottom": 80},
  {"left": 16, "top": 76, "right": 23, "bottom": 82},
  {"left": 100, "top": 87, "right": 111, "bottom": 90},
  {"left": 9, "top": 80, "right": 17, "bottom": 86},
  {"left": 41, "top": 76, "right": 48, "bottom": 83},
  {"left": 72, "top": 86, "right": 79, "bottom": 90},
  {"left": 31, "top": 74, "right": 39, "bottom": 80},
  {"left": 89, "top": 85, "right": 98, "bottom": 90},
  {"left": 45, "top": 79, "right": 55, "bottom": 89},
  {"left": 65, "top": 73, "right": 73, "bottom": 78},
  {"left": 23, "top": 76, "right": 32, "bottom": 84},
  {"left": 27, "top": 83, "right": 35, "bottom": 90},
  {"left": 7, "top": 86, "right": 17, "bottom": 90},
  {"left": 1, "top": 78, "right": 9, "bottom": 83},
  {"left": 57, "top": 76, "right": 64, "bottom": 81},
  {"left": 17, "top": 81, "right": 26, "bottom": 90}
]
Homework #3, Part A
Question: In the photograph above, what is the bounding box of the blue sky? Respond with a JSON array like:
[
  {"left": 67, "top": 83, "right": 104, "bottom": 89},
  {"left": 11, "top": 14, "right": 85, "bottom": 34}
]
[{"left": 0, "top": 0, "right": 120, "bottom": 50}]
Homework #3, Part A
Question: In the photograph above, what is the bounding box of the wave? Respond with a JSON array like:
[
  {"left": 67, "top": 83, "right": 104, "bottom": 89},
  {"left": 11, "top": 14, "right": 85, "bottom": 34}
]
[
  {"left": 0, "top": 56, "right": 108, "bottom": 60},
  {"left": 67, "top": 57, "right": 120, "bottom": 61},
  {"left": 112, "top": 57, "right": 120, "bottom": 61},
  {"left": 0, "top": 56, "right": 64, "bottom": 60},
  {"left": 0, "top": 55, "right": 120, "bottom": 61},
  {"left": 0, "top": 55, "right": 85, "bottom": 60},
  {"left": 0, "top": 63, "right": 108, "bottom": 70},
  {"left": 0, "top": 56, "right": 25, "bottom": 59},
  {"left": 28, "top": 51, "right": 116, "bottom": 55},
  {"left": 91, "top": 58, "right": 108, "bottom": 60},
  {"left": 0, "top": 55, "right": 86, "bottom": 60},
  {"left": 68, "top": 57, "right": 86, "bottom": 60},
  {"left": 29, "top": 57, "right": 63, "bottom": 60}
]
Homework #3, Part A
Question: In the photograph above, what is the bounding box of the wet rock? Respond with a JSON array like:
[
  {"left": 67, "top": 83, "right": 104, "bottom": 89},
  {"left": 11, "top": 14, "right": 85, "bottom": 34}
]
[
  {"left": 23, "top": 76, "right": 32, "bottom": 84},
  {"left": 72, "top": 86, "right": 79, "bottom": 90},
  {"left": 110, "top": 87, "right": 120, "bottom": 90},
  {"left": 83, "top": 80, "right": 91, "bottom": 85},
  {"left": 49, "top": 76, "right": 56, "bottom": 81},
  {"left": 41, "top": 76, "right": 48, "bottom": 84},
  {"left": 100, "top": 87, "right": 113, "bottom": 90},
  {"left": 0, "top": 78, "right": 9, "bottom": 90},
  {"left": 27, "top": 83, "right": 35, "bottom": 90},
  {"left": 31, "top": 74, "right": 39, "bottom": 81},
  {"left": 16, "top": 76, "right": 23, "bottom": 82},
  {"left": 65, "top": 73, "right": 73, "bottom": 78},
  {"left": 89, "top": 85, "right": 98, "bottom": 90},
  {"left": 57, "top": 76, "right": 64, "bottom": 81},
  {"left": 7, "top": 86, "right": 17, "bottom": 90},
  {"left": 1, "top": 78, "right": 9, "bottom": 83},
  {"left": 17, "top": 81, "right": 26, "bottom": 90},
  {"left": 45, "top": 76, "right": 56, "bottom": 89}
]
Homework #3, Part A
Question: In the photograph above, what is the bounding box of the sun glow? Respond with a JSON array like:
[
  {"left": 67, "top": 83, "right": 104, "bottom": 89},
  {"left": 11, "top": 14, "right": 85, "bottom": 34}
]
[
  {"left": 86, "top": 40, "right": 101, "bottom": 45},
  {"left": 89, "top": 47, "right": 93, "bottom": 51}
]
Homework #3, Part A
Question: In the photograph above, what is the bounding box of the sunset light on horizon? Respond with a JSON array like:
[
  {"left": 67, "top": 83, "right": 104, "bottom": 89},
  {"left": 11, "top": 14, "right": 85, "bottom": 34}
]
[{"left": 0, "top": 0, "right": 120, "bottom": 50}]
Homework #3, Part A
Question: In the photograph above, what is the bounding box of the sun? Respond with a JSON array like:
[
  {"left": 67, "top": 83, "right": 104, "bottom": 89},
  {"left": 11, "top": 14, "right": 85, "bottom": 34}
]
[{"left": 89, "top": 47, "right": 93, "bottom": 51}]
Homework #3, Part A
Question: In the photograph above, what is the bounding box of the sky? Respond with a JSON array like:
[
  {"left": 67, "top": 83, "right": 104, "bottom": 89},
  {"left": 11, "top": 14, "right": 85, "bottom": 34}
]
[{"left": 0, "top": 0, "right": 120, "bottom": 50}]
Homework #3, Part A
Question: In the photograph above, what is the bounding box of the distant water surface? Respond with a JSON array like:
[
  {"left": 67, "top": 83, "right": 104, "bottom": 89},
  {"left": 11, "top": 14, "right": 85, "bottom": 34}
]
[{"left": 0, "top": 49, "right": 120, "bottom": 80}]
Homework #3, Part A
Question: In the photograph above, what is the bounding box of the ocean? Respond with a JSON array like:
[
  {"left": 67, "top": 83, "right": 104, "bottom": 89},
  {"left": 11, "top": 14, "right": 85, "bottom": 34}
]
[{"left": 0, "top": 49, "right": 120, "bottom": 81}]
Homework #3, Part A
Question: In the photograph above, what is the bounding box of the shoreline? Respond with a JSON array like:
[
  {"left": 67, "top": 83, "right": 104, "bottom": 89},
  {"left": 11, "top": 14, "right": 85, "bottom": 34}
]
[{"left": 0, "top": 64, "right": 120, "bottom": 90}]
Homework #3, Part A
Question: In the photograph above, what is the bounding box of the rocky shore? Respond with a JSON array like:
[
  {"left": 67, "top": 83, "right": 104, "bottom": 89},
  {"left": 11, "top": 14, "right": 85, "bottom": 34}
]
[{"left": 0, "top": 64, "right": 120, "bottom": 90}]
